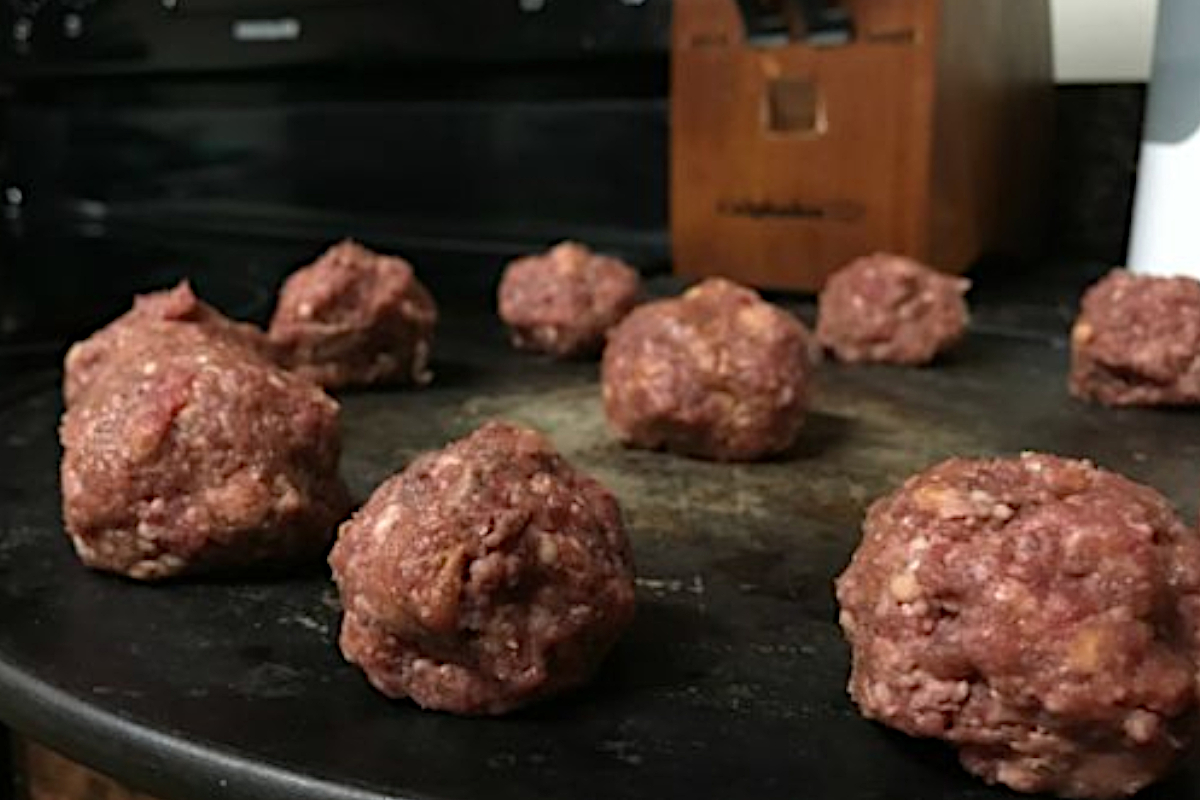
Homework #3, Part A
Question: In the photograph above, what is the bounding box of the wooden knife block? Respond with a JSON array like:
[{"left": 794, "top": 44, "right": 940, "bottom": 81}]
[{"left": 671, "top": 0, "right": 1053, "bottom": 291}]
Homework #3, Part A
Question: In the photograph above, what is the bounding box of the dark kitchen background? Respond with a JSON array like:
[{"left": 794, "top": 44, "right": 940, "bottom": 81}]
[
  {"left": 0, "top": 1, "right": 672, "bottom": 384},
  {"left": 0, "top": 1, "right": 1146, "bottom": 370},
  {"left": 0, "top": 0, "right": 1156, "bottom": 796}
]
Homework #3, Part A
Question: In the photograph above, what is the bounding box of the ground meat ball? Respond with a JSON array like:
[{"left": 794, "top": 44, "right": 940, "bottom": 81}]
[
  {"left": 1070, "top": 269, "right": 1200, "bottom": 406},
  {"left": 63, "top": 281, "right": 269, "bottom": 407},
  {"left": 329, "top": 421, "right": 636, "bottom": 715},
  {"left": 816, "top": 253, "right": 970, "bottom": 365},
  {"left": 60, "top": 325, "right": 352, "bottom": 580},
  {"left": 601, "top": 278, "right": 812, "bottom": 461},
  {"left": 268, "top": 240, "right": 438, "bottom": 389},
  {"left": 836, "top": 453, "right": 1200, "bottom": 799},
  {"left": 497, "top": 241, "right": 641, "bottom": 358}
]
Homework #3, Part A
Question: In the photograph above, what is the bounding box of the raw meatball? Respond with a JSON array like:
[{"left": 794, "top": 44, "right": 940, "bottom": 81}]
[
  {"left": 268, "top": 240, "right": 438, "bottom": 389},
  {"left": 60, "top": 326, "right": 352, "bottom": 580},
  {"left": 63, "top": 281, "right": 270, "bottom": 407},
  {"left": 836, "top": 453, "right": 1200, "bottom": 799},
  {"left": 329, "top": 421, "right": 636, "bottom": 715},
  {"left": 497, "top": 241, "right": 641, "bottom": 358},
  {"left": 816, "top": 253, "right": 970, "bottom": 365},
  {"left": 1070, "top": 269, "right": 1200, "bottom": 406},
  {"left": 602, "top": 278, "right": 812, "bottom": 461}
]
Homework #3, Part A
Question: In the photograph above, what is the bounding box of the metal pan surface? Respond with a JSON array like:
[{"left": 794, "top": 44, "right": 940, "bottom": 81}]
[{"left": 0, "top": 314, "right": 1198, "bottom": 800}]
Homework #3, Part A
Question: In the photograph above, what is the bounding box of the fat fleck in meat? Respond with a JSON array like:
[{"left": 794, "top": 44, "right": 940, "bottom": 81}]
[
  {"left": 329, "top": 421, "right": 636, "bottom": 715},
  {"left": 816, "top": 253, "right": 969, "bottom": 365},
  {"left": 269, "top": 240, "right": 438, "bottom": 389},
  {"left": 836, "top": 453, "right": 1200, "bottom": 799},
  {"left": 602, "top": 277, "right": 813, "bottom": 461},
  {"left": 497, "top": 241, "right": 641, "bottom": 358},
  {"left": 60, "top": 324, "right": 351, "bottom": 580},
  {"left": 1070, "top": 269, "right": 1200, "bottom": 406}
]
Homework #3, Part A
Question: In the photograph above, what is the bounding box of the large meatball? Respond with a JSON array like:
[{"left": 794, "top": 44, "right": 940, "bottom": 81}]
[
  {"left": 63, "top": 281, "right": 270, "bottom": 407},
  {"left": 60, "top": 326, "right": 352, "bottom": 580},
  {"left": 836, "top": 453, "right": 1200, "bottom": 799},
  {"left": 329, "top": 421, "right": 636, "bottom": 715},
  {"left": 497, "top": 241, "right": 641, "bottom": 358},
  {"left": 1070, "top": 269, "right": 1200, "bottom": 406},
  {"left": 602, "top": 278, "right": 812, "bottom": 462},
  {"left": 816, "top": 253, "right": 970, "bottom": 365},
  {"left": 269, "top": 240, "right": 438, "bottom": 389}
]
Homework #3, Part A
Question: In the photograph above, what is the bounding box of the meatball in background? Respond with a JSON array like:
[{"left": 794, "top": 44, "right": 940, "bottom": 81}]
[
  {"left": 817, "top": 253, "right": 969, "bottom": 365},
  {"left": 61, "top": 325, "right": 352, "bottom": 581},
  {"left": 836, "top": 453, "right": 1200, "bottom": 799},
  {"left": 602, "top": 278, "right": 812, "bottom": 462},
  {"left": 1070, "top": 269, "right": 1200, "bottom": 406},
  {"left": 498, "top": 241, "right": 641, "bottom": 358},
  {"left": 269, "top": 240, "right": 438, "bottom": 389},
  {"left": 63, "top": 281, "right": 270, "bottom": 407},
  {"left": 330, "top": 421, "right": 636, "bottom": 716}
]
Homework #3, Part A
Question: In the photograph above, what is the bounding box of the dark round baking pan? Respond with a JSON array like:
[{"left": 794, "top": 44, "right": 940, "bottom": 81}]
[{"left": 1, "top": 313, "right": 1199, "bottom": 800}]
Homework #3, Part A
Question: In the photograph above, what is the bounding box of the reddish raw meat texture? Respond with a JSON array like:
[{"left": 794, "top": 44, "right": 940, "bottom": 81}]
[
  {"left": 60, "top": 324, "right": 351, "bottom": 580},
  {"left": 602, "top": 277, "right": 813, "bottom": 461},
  {"left": 63, "top": 281, "right": 270, "bottom": 407},
  {"left": 836, "top": 453, "right": 1200, "bottom": 798},
  {"left": 269, "top": 240, "right": 438, "bottom": 389},
  {"left": 817, "top": 253, "right": 969, "bottom": 365},
  {"left": 1070, "top": 269, "right": 1200, "bottom": 406},
  {"left": 330, "top": 421, "right": 636, "bottom": 715},
  {"left": 497, "top": 241, "right": 641, "bottom": 358}
]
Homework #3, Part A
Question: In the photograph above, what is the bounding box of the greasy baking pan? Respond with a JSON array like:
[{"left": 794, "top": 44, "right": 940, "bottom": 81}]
[{"left": 1, "top": 311, "right": 1199, "bottom": 800}]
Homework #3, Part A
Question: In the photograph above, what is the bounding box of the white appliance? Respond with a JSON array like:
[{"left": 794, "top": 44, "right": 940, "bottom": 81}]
[{"left": 1128, "top": 0, "right": 1200, "bottom": 276}]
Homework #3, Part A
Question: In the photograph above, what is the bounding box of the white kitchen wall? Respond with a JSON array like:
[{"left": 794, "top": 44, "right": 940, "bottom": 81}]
[{"left": 1052, "top": 0, "right": 1158, "bottom": 83}]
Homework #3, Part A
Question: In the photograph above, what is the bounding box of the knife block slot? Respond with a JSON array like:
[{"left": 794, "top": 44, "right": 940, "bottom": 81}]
[
  {"left": 672, "top": 0, "right": 1053, "bottom": 291},
  {"left": 765, "top": 77, "right": 822, "bottom": 135}
]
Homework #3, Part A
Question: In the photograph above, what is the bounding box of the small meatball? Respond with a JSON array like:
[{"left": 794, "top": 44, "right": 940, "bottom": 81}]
[
  {"left": 1070, "top": 269, "right": 1200, "bottom": 406},
  {"left": 60, "top": 326, "right": 352, "bottom": 581},
  {"left": 269, "top": 240, "right": 438, "bottom": 389},
  {"left": 497, "top": 241, "right": 641, "bottom": 358},
  {"left": 816, "top": 253, "right": 970, "bottom": 365},
  {"left": 63, "top": 281, "right": 270, "bottom": 407},
  {"left": 836, "top": 453, "right": 1200, "bottom": 799},
  {"left": 602, "top": 278, "right": 812, "bottom": 461},
  {"left": 329, "top": 421, "right": 636, "bottom": 715}
]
